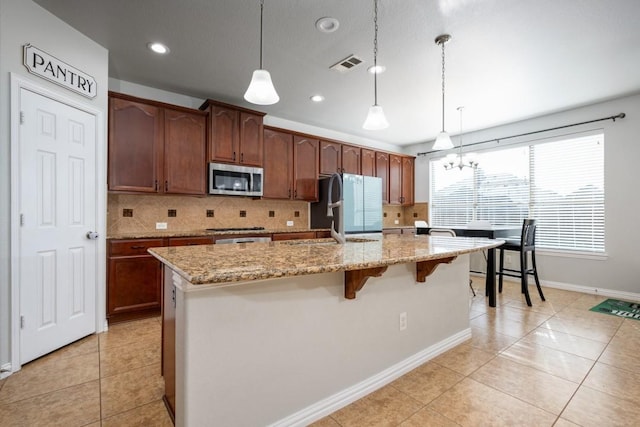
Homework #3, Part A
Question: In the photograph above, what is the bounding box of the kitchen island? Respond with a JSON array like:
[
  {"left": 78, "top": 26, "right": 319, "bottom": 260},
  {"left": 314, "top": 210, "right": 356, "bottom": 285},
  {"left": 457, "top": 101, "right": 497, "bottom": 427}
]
[{"left": 149, "top": 234, "right": 502, "bottom": 426}]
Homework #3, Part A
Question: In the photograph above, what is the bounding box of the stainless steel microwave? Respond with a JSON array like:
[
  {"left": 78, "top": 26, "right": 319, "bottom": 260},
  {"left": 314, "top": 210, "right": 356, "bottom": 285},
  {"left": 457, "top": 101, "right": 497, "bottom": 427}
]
[{"left": 208, "top": 162, "right": 263, "bottom": 196}]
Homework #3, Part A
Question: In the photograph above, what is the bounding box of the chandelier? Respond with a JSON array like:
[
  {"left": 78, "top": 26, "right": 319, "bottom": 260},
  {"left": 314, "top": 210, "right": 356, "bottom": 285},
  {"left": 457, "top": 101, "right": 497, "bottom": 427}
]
[{"left": 444, "top": 106, "right": 479, "bottom": 170}]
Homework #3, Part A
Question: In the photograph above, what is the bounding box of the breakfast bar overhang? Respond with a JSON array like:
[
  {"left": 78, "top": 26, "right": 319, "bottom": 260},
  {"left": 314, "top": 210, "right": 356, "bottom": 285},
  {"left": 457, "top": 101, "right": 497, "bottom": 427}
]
[{"left": 149, "top": 234, "right": 503, "bottom": 426}]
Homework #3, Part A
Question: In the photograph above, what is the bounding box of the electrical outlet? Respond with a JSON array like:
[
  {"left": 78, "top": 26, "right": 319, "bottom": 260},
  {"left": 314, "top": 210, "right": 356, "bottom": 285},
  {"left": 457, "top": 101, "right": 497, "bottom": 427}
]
[
  {"left": 286, "top": 220, "right": 294, "bottom": 226},
  {"left": 394, "top": 219, "right": 399, "bottom": 225},
  {"left": 156, "top": 222, "right": 167, "bottom": 230},
  {"left": 399, "top": 312, "right": 408, "bottom": 331}
]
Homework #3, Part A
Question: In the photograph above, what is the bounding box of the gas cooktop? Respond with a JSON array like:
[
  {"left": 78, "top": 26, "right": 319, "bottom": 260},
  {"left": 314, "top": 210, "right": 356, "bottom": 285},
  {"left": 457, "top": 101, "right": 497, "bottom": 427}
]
[{"left": 206, "top": 227, "right": 266, "bottom": 232}]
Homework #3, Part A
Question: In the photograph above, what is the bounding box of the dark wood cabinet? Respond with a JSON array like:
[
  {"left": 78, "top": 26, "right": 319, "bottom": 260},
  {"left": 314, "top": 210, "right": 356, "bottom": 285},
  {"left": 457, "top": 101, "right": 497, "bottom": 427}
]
[
  {"left": 108, "top": 96, "right": 163, "bottom": 192},
  {"left": 401, "top": 157, "right": 415, "bottom": 206},
  {"left": 320, "top": 140, "right": 342, "bottom": 175},
  {"left": 271, "top": 231, "right": 317, "bottom": 241},
  {"left": 375, "top": 152, "right": 390, "bottom": 204},
  {"left": 167, "top": 236, "right": 214, "bottom": 246},
  {"left": 107, "top": 238, "right": 165, "bottom": 323},
  {"left": 389, "top": 154, "right": 415, "bottom": 206},
  {"left": 201, "top": 99, "right": 265, "bottom": 167},
  {"left": 342, "top": 145, "right": 361, "bottom": 175},
  {"left": 263, "top": 128, "right": 294, "bottom": 199},
  {"left": 389, "top": 154, "right": 403, "bottom": 205},
  {"left": 108, "top": 92, "right": 207, "bottom": 195},
  {"left": 293, "top": 135, "right": 319, "bottom": 201},
  {"left": 361, "top": 148, "right": 376, "bottom": 177},
  {"left": 164, "top": 109, "right": 207, "bottom": 195}
]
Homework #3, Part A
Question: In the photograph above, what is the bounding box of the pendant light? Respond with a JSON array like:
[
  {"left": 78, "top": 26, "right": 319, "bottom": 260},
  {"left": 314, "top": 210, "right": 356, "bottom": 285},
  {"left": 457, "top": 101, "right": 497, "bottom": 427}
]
[
  {"left": 244, "top": 0, "right": 279, "bottom": 105},
  {"left": 362, "top": 0, "right": 389, "bottom": 130},
  {"left": 432, "top": 34, "right": 454, "bottom": 150}
]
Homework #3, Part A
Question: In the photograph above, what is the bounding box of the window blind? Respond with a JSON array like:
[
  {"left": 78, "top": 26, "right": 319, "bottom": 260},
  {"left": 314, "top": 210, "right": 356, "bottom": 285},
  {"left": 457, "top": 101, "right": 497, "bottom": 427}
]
[{"left": 429, "top": 133, "right": 605, "bottom": 253}]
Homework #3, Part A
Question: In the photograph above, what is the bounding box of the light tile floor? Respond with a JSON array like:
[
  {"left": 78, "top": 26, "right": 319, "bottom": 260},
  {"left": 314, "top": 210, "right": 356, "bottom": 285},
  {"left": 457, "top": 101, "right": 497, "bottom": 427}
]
[{"left": 0, "top": 280, "right": 638, "bottom": 426}]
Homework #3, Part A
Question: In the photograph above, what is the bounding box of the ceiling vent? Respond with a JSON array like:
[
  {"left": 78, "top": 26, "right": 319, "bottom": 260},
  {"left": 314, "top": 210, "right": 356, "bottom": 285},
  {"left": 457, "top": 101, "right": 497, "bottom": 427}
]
[{"left": 330, "top": 55, "right": 364, "bottom": 73}]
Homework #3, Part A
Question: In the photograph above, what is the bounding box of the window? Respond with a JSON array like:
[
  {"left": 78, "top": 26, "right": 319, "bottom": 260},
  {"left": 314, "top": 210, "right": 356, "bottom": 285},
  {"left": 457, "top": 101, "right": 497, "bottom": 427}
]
[{"left": 429, "top": 134, "right": 604, "bottom": 253}]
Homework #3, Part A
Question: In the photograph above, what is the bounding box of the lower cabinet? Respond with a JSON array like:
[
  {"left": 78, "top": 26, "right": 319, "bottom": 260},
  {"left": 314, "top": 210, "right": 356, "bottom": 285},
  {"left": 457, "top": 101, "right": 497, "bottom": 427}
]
[{"left": 107, "top": 238, "right": 165, "bottom": 323}]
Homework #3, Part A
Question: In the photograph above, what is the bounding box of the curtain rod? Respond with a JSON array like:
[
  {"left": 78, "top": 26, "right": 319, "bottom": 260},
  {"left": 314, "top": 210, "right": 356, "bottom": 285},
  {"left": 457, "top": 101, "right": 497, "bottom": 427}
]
[{"left": 416, "top": 112, "right": 626, "bottom": 157}]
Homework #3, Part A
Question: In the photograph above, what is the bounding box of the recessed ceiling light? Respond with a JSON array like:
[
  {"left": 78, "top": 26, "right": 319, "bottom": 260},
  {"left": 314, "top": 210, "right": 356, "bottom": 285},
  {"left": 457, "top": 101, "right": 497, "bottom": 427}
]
[
  {"left": 315, "top": 17, "right": 340, "bottom": 33},
  {"left": 367, "top": 65, "right": 386, "bottom": 74},
  {"left": 148, "top": 42, "right": 169, "bottom": 54},
  {"left": 310, "top": 95, "right": 325, "bottom": 102}
]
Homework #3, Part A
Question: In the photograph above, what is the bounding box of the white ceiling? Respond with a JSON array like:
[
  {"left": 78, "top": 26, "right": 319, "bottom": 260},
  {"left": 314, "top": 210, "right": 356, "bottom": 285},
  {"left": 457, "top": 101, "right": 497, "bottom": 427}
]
[{"left": 34, "top": 0, "right": 640, "bottom": 146}]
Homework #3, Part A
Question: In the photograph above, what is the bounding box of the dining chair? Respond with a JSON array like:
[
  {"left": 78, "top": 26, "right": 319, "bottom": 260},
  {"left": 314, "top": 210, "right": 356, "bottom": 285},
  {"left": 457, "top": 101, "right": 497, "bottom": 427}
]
[
  {"left": 428, "top": 228, "right": 476, "bottom": 297},
  {"left": 497, "top": 219, "right": 545, "bottom": 306}
]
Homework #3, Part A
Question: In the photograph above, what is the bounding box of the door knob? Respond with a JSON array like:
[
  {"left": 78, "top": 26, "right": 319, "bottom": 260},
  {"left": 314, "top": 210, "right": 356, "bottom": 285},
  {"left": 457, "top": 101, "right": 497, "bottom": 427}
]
[{"left": 86, "top": 231, "right": 99, "bottom": 240}]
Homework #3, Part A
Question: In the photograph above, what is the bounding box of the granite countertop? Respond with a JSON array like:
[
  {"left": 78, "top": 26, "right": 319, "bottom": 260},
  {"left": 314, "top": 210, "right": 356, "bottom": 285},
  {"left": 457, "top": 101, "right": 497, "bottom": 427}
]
[
  {"left": 107, "top": 228, "right": 326, "bottom": 240},
  {"left": 148, "top": 234, "right": 503, "bottom": 291}
]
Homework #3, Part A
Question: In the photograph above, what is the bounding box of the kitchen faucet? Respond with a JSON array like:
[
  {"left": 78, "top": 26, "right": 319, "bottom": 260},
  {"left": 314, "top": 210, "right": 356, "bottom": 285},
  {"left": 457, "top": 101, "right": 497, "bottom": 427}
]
[{"left": 326, "top": 173, "right": 346, "bottom": 243}]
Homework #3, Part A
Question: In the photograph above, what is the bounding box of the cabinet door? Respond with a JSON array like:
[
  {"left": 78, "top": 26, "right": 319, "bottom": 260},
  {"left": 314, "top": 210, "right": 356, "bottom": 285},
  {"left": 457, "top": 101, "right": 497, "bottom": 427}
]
[
  {"left": 361, "top": 148, "right": 376, "bottom": 177},
  {"left": 389, "top": 154, "right": 403, "bottom": 205},
  {"left": 319, "top": 140, "right": 342, "bottom": 175},
  {"left": 293, "top": 135, "right": 319, "bottom": 201},
  {"left": 263, "top": 128, "right": 293, "bottom": 199},
  {"left": 375, "top": 152, "right": 390, "bottom": 204},
  {"left": 108, "top": 97, "right": 163, "bottom": 192},
  {"left": 342, "top": 145, "right": 361, "bottom": 175},
  {"left": 401, "top": 157, "right": 415, "bottom": 206},
  {"left": 209, "top": 105, "right": 239, "bottom": 163},
  {"left": 164, "top": 109, "right": 207, "bottom": 195},
  {"left": 107, "top": 255, "right": 162, "bottom": 319},
  {"left": 239, "top": 112, "right": 264, "bottom": 166},
  {"left": 167, "top": 236, "right": 213, "bottom": 246}
]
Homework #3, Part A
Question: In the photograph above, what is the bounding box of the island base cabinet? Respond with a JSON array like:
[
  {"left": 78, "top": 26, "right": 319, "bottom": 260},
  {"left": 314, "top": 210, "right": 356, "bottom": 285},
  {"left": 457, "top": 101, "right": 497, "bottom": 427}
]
[{"left": 168, "top": 259, "right": 471, "bottom": 426}]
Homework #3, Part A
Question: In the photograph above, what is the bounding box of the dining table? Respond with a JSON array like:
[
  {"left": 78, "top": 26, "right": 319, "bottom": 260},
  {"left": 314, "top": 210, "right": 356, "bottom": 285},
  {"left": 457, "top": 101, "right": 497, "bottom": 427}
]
[{"left": 416, "top": 225, "right": 520, "bottom": 307}]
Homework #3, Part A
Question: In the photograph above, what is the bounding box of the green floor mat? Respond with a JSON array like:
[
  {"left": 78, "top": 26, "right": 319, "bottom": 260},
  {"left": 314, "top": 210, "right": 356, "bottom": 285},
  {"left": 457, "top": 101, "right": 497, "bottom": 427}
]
[{"left": 590, "top": 298, "right": 640, "bottom": 320}]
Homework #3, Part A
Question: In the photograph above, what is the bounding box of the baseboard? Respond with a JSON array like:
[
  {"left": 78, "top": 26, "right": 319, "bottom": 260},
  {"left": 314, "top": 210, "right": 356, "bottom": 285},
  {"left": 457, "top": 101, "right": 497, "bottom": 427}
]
[
  {"left": 0, "top": 363, "right": 12, "bottom": 379},
  {"left": 469, "top": 273, "right": 640, "bottom": 302},
  {"left": 541, "top": 280, "right": 640, "bottom": 302},
  {"left": 268, "top": 328, "right": 472, "bottom": 427}
]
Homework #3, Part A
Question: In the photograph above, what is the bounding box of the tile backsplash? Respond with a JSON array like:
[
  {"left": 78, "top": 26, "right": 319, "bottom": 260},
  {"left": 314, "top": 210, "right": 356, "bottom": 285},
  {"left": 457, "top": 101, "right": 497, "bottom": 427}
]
[
  {"left": 107, "top": 194, "right": 309, "bottom": 235},
  {"left": 107, "top": 194, "right": 428, "bottom": 235}
]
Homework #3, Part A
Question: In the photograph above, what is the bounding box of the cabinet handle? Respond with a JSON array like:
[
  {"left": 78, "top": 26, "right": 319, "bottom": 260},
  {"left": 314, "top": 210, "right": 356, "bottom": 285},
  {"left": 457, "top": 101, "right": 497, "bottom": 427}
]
[
  {"left": 165, "top": 181, "right": 168, "bottom": 192},
  {"left": 240, "top": 153, "right": 244, "bottom": 163},
  {"left": 155, "top": 180, "right": 158, "bottom": 191},
  {"left": 294, "top": 189, "right": 297, "bottom": 198},
  {"left": 130, "top": 245, "right": 146, "bottom": 249},
  {"left": 233, "top": 151, "right": 236, "bottom": 161},
  {"left": 288, "top": 188, "right": 291, "bottom": 198}
]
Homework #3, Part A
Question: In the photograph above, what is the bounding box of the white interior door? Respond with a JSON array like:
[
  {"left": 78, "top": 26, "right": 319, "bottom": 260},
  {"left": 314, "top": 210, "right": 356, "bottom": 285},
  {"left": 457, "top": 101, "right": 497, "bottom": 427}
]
[{"left": 18, "top": 88, "right": 97, "bottom": 364}]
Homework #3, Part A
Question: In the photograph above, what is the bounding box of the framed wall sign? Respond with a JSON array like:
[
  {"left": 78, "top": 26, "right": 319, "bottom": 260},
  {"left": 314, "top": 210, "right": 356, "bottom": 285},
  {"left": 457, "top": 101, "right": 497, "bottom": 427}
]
[{"left": 23, "top": 44, "right": 97, "bottom": 99}]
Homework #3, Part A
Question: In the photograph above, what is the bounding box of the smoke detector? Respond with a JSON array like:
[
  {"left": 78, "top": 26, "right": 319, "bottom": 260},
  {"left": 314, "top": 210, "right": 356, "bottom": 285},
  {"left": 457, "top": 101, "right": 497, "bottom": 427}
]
[{"left": 330, "top": 55, "right": 364, "bottom": 73}]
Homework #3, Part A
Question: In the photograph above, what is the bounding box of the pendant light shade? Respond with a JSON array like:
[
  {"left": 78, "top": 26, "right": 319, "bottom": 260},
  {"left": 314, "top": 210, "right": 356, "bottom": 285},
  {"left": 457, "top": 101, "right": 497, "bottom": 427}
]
[
  {"left": 244, "top": 0, "right": 279, "bottom": 105},
  {"left": 433, "top": 34, "right": 453, "bottom": 150},
  {"left": 244, "top": 69, "right": 279, "bottom": 105},
  {"left": 433, "top": 131, "right": 453, "bottom": 150},
  {"left": 363, "top": 105, "right": 389, "bottom": 130},
  {"left": 362, "top": 0, "right": 389, "bottom": 130}
]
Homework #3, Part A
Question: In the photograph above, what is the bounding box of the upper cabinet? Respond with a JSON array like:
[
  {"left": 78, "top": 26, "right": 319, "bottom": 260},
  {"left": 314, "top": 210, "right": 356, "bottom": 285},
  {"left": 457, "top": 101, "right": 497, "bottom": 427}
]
[
  {"left": 293, "top": 135, "right": 319, "bottom": 201},
  {"left": 375, "top": 152, "right": 390, "bottom": 204},
  {"left": 361, "top": 148, "right": 376, "bottom": 177},
  {"left": 342, "top": 145, "right": 361, "bottom": 175},
  {"left": 263, "top": 128, "right": 294, "bottom": 199},
  {"left": 389, "top": 154, "right": 414, "bottom": 206},
  {"left": 108, "top": 92, "right": 207, "bottom": 195},
  {"left": 319, "top": 140, "right": 342, "bottom": 175},
  {"left": 200, "top": 99, "right": 265, "bottom": 167}
]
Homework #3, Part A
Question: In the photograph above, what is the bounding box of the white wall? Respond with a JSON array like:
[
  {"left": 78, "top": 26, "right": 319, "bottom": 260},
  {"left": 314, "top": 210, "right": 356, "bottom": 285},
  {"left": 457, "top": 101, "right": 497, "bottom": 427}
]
[
  {"left": 405, "top": 93, "right": 640, "bottom": 295},
  {"left": 0, "top": 0, "right": 109, "bottom": 372}
]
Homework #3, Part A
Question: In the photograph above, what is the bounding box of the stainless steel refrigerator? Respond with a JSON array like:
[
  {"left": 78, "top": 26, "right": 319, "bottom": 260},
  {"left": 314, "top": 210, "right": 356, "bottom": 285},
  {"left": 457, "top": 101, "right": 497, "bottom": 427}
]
[{"left": 311, "top": 173, "right": 383, "bottom": 234}]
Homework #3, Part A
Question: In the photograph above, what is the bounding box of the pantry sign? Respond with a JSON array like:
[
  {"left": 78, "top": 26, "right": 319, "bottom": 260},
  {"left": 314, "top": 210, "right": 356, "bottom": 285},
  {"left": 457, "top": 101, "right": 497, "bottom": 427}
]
[{"left": 23, "top": 44, "right": 97, "bottom": 99}]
